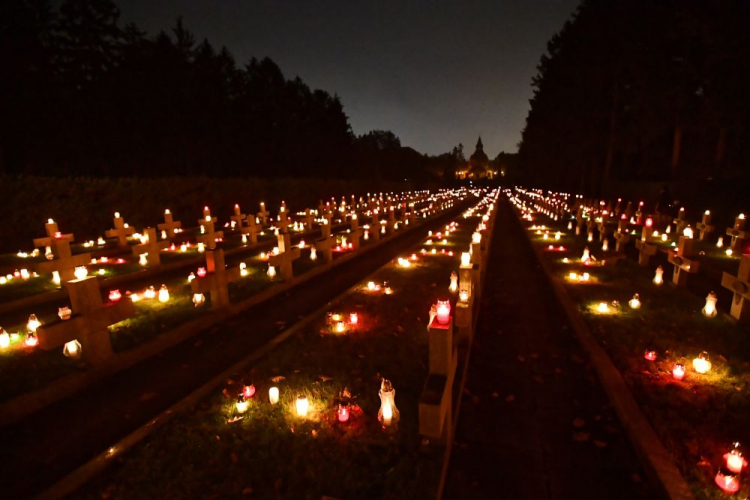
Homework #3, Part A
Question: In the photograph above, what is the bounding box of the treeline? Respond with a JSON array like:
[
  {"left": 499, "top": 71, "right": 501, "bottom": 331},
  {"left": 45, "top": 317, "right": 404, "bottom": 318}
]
[
  {"left": 518, "top": 0, "right": 750, "bottom": 193},
  {"left": 1, "top": 0, "right": 436, "bottom": 181}
]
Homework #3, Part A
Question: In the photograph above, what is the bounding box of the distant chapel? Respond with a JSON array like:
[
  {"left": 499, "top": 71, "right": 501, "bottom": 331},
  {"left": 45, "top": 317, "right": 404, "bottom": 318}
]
[{"left": 456, "top": 137, "right": 496, "bottom": 179}]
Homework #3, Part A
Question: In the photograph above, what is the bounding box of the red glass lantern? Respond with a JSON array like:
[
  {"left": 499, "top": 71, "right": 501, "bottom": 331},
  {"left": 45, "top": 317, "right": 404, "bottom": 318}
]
[
  {"left": 645, "top": 218, "right": 653, "bottom": 228},
  {"left": 349, "top": 313, "right": 358, "bottom": 325},
  {"left": 197, "top": 267, "right": 207, "bottom": 278},
  {"left": 109, "top": 289, "right": 122, "bottom": 302},
  {"left": 644, "top": 350, "right": 657, "bottom": 361},
  {"left": 725, "top": 443, "right": 747, "bottom": 474},
  {"left": 242, "top": 384, "right": 256, "bottom": 399},
  {"left": 436, "top": 300, "right": 451, "bottom": 325},
  {"left": 715, "top": 469, "right": 740, "bottom": 494}
]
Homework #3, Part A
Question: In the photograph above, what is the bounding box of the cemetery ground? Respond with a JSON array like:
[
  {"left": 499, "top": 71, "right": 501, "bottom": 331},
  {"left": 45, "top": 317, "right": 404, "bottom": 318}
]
[
  {"left": 0, "top": 197, "right": 470, "bottom": 499},
  {"left": 513, "top": 194, "right": 750, "bottom": 499},
  {"left": 444, "top": 200, "right": 652, "bottom": 500}
]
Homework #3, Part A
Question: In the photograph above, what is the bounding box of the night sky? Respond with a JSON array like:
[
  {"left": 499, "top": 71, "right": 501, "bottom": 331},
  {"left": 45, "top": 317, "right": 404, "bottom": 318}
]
[{"left": 118, "top": 0, "right": 580, "bottom": 157}]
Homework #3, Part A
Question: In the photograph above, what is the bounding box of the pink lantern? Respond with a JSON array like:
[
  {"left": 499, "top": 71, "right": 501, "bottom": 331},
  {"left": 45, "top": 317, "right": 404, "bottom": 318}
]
[
  {"left": 25, "top": 333, "right": 38, "bottom": 347},
  {"left": 337, "top": 403, "right": 350, "bottom": 423},
  {"left": 349, "top": 313, "right": 358, "bottom": 325},
  {"left": 644, "top": 350, "right": 657, "bottom": 361},
  {"left": 645, "top": 218, "right": 653, "bottom": 228},
  {"left": 436, "top": 300, "right": 451, "bottom": 325},
  {"left": 715, "top": 469, "right": 740, "bottom": 494},
  {"left": 672, "top": 364, "right": 686, "bottom": 381},
  {"left": 725, "top": 443, "right": 747, "bottom": 474},
  {"left": 109, "top": 289, "right": 122, "bottom": 302},
  {"left": 242, "top": 384, "right": 256, "bottom": 399},
  {"left": 197, "top": 267, "right": 207, "bottom": 278}
]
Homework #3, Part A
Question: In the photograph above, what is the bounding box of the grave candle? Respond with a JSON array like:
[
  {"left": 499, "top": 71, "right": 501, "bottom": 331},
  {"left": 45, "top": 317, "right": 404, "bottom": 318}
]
[
  {"left": 25, "top": 333, "right": 38, "bottom": 347},
  {"left": 335, "top": 321, "right": 346, "bottom": 333},
  {"left": 310, "top": 247, "right": 317, "bottom": 260},
  {"left": 449, "top": 272, "right": 458, "bottom": 292},
  {"left": 267, "top": 265, "right": 276, "bottom": 280},
  {"left": 597, "top": 302, "right": 609, "bottom": 313},
  {"left": 602, "top": 239, "right": 609, "bottom": 252},
  {"left": 235, "top": 396, "right": 249, "bottom": 414},
  {"left": 653, "top": 266, "right": 664, "bottom": 285},
  {"left": 144, "top": 286, "right": 156, "bottom": 299},
  {"left": 629, "top": 294, "right": 641, "bottom": 309},
  {"left": 74, "top": 266, "right": 88, "bottom": 280},
  {"left": 58, "top": 307, "right": 72, "bottom": 320},
  {"left": 63, "top": 339, "right": 81, "bottom": 359},
  {"left": 702, "top": 292, "right": 718, "bottom": 318},
  {"left": 378, "top": 379, "right": 399, "bottom": 425},
  {"left": 725, "top": 443, "right": 747, "bottom": 474},
  {"left": 269, "top": 387, "right": 279, "bottom": 404},
  {"left": 459, "top": 290, "right": 469, "bottom": 302},
  {"left": 714, "top": 469, "right": 740, "bottom": 494},
  {"left": 692, "top": 352, "right": 712, "bottom": 374},
  {"left": 52, "top": 271, "right": 61, "bottom": 287},
  {"left": 337, "top": 403, "right": 350, "bottom": 423},
  {"left": 461, "top": 252, "right": 471, "bottom": 267},
  {"left": 109, "top": 290, "right": 122, "bottom": 302},
  {"left": 349, "top": 313, "right": 358, "bottom": 325},
  {"left": 192, "top": 293, "right": 205, "bottom": 307},
  {"left": 683, "top": 226, "right": 694, "bottom": 239},
  {"left": 242, "top": 384, "right": 256, "bottom": 399},
  {"left": 158, "top": 285, "right": 169, "bottom": 303},
  {"left": 644, "top": 350, "right": 657, "bottom": 361},
  {"left": 139, "top": 253, "right": 148, "bottom": 266},
  {"left": 197, "top": 267, "right": 207, "bottom": 278},
  {"left": 436, "top": 300, "right": 451, "bottom": 324},
  {"left": 27, "top": 314, "right": 41, "bottom": 333},
  {"left": 0, "top": 328, "right": 9, "bottom": 349},
  {"left": 672, "top": 363, "right": 686, "bottom": 381},
  {"left": 296, "top": 395, "right": 309, "bottom": 417},
  {"left": 581, "top": 247, "right": 590, "bottom": 263},
  {"left": 717, "top": 236, "right": 724, "bottom": 248}
]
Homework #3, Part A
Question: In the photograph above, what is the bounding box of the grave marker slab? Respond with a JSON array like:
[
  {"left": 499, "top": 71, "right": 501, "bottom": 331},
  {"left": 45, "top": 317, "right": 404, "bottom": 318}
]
[{"left": 721, "top": 256, "right": 750, "bottom": 323}]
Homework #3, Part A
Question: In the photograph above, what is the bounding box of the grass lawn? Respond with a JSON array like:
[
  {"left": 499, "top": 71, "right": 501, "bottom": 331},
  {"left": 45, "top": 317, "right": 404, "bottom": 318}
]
[
  {"left": 72, "top": 205, "right": 481, "bottom": 499},
  {"left": 515, "top": 197, "right": 750, "bottom": 499}
]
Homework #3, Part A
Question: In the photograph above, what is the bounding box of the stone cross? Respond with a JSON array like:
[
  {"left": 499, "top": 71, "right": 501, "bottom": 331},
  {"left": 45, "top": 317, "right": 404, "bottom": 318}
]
[
  {"left": 304, "top": 208, "right": 315, "bottom": 231},
  {"left": 269, "top": 232, "right": 301, "bottom": 280},
  {"left": 197, "top": 214, "right": 224, "bottom": 250},
  {"left": 597, "top": 217, "right": 613, "bottom": 242},
  {"left": 230, "top": 204, "right": 246, "bottom": 230},
  {"left": 667, "top": 236, "right": 700, "bottom": 286},
  {"left": 721, "top": 256, "right": 750, "bottom": 323},
  {"left": 624, "top": 201, "right": 634, "bottom": 219},
  {"left": 419, "top": 310, "right": 457, "bottom": 442},
  {"left": 257, "top": 202, "right": 270, "bottom": 225},
  {"left": 190, "top": 249, "right": 241, "bottom": 309},
  {"left": 696, "top": 211, "right": 714, "bottom": 241},
  {"left": 132, "top": 227, "right": 168, "bottom": 267},
  {"left": 613, "top": 218, "right": 632, "bottom": 252},
  {"left": 370, "top": 209, "right": 381, "bottom": 242},
  {"left": 157, "top": 209, "right": 181, "bottom": 240},
  {"left": 726, "top": 215, "right": 748, "bottom": 251},
  {"left": 276, "top": 207, "right": 291, "bottom": 234},
  {"left": 349, "top": 213, "right": 364, "bottom": 250},
  {"left": 105, "top": 212, "right": 135, "bottom": 247},
  {"left": 673, "top": 208, "right": 688, "bottom": 235},
  {"left": 241, "top": 215, "right": 259, "bottom": 245},
  {"left": 314, "top": 218, "right": 336, "bottom": 263},
  {"left": 33, "top": 220, "right": 90, "bottom": 285},
  {"left": 36, "top": 276, "right": 134, "bottom": 365}
]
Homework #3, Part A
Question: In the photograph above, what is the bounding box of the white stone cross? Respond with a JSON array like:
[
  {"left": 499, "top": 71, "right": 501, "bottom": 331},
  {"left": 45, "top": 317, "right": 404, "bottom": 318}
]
[
  {"left": 36, "top": 276, "right": 134, "bottom": 365},
  {"left": 667, "top": 236, "right": 700, "bottom": 286},
  {"left": 349, "top": 213, "right": 364, "bottom": 250},
  {"left": 132, "top": 227, "right": 169, "bottom": 267},
  {"left": 105, "top": 212, "right": 135, "bottom": 247},
  {"left": 726, "top": 214, "right": 748, "bottom": 250},
  {"left": 197, "top": 214, "right": 224, "bottom": 250},
  {"left": 269, "top": 232, "right": 301, "bottom": 280},
  {"left": 241, "top": 215, "right": 259, "bottom": 245},
  {"left": 721, "top": 256, "right": 750, "bottom": 323},
  {"left": 230, "top": 204, "right": 246, "bottom": 230},
  {"left": 33, "top": 220, "right": 90, "bottom": 285},
  {"left": 257, "top": 202, "right": 270, "bottom": 225},
  {"left": 190, "top": 249, "right": 241, "bottom": 309},
  {"left": 696, "top": 210, "right": 714, "bottom": 241},
  {"left": 157, "top": 209, "right": 181, "bottom": 239}
]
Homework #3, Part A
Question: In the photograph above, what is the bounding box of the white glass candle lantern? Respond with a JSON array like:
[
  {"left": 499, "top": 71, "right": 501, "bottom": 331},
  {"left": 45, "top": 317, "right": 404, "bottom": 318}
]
[
  {"left": 692, "top": 352, "right": 712, "bottom": 374},
  {"left": 158, "top": 285, "right": 170, "bottom": 303},
  {"left": 197, "top": 242, "right": 205, "bottom": 253},
  {"left": 587, "top": 232, "right": 593, "bottom": 242},
  {"left": 449, "top": 272, "right": 458, "bottom": 292},
  {"left": 267, "top": 265, "right": 277, "bottom": 280},
  {"left": 581, "top": 247, "right": 590, "bottom": 263},
  {"left": 27, "top": 314, "right": 41, "bottom": 333},
  {"left": 702, "top": 292, "right": 718, "bottom": 318},
  {"left": 310, "top": 247, "right": 317, "bottom": 261},
  {"left": 683, "top": 226, "right": 693, "bottom": 239},
  {"left": 597, "top": 302, "right": 609, "bottom": 313},
  {"left": 269, "top": 386, "right": 279, "bottom": 404},
  {"left": 629, "top": 294, "right": 641, "bottom": 309},
  {"left": 58, "top": 307, "right": 72, "bottom": 320},
  {"left": 296, "top": 395, "right": 309, "bottom": 417},
  {"left": 139, "top": 253, "right": 148, "bottom": 266},
  {"left": 144, "top": 286, "right": 156, "bottom": 299},
  {"left": 74, "top": 266, "right": 88, "bottom": 280},
  {"left": 63, "top": 339, "right": 82, "bottom": 359},
  {"left": 472, "top": 232, "right": 482, "bottom": 244},
  {"left": 653, "top": 266, "right": 664, "bottom": 286},
  {"left": 461, "top": 252, "right": 471, "bottom": 267},
  {"left": 378, "top": 379, "right": 399, "bottom": 426},
  {"left": 717, "top": 236, "right": 724, "bottom": 248},
  {"left": 602, "top": 239, "right": 609, "bottom": 252},
  {"left": 0, "top": 328, "right": 9, "bottom": 349},
  {"left": 192, "top": 293, "right": 205, "bottom": 307},
  {"left": 52, "top": 271, "right": 61, "bottom": 287}
]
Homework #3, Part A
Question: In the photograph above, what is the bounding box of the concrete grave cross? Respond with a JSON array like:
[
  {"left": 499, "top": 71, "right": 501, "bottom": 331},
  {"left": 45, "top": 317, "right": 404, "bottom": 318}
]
[
  {"left": 624, "top": 201, "right": 634, "bottom": 219},
  {"left": 370, "top": 209, "right": 381, "bottom": 242},
  {"left": 635, "top": 222, "right": 657, "bottom": 266},
  {"left": 241, "top": 215, "right": 259, "bottom": 245},
  {"left": 696, "top": 210, "right": 715, "bottom": 241},
  {"left": 33, "top": 220, "right": 90, "bottom": 284},
  {"left": 257, "top": 202, "right": 270, "bottom": 225},
  {"left": 314, "top": 216, "right": 336, "bottom": 263},
  {"left": 276, "top": 203, "right": 291, "bottom": 234},
  {"left": 230, "top": 204, "right": 247, "bottom": 230},
  {"left": 36, "top": 276, "right": 134, "bottom": 365},
  {"left": 613, "top": 217, "right": 632, "bottom": 252},
  {"left": 132, "top": 227, "right": 168, "bottom": 267},
  {"left": 269, "top": 232, "right": 301, "bottom": 280},
  {"left": 726, "top": 214, "right": 748, "bottom": 250},
  {"left": 349, "top": 213, "right": 364, "bottom": 250},
  {"left": 157, "top": 209, "right": 181, "bottom": 239},
  {"left": 667, "top": 235, "right": 700, "bottom": 286},
  {"left": 721, "top": 256, "right": 750, "bottom": 323},
  {"left": 673, "top": 207, "right": 688, "bottom": 235},
  {"left": 197, "top": 212, "right": 224, "bottom": 250},
  {"left": 304, "top": 208, "right": 314, "bottom": 230},
  {"left": 190, "top": 249, "right": 241, "bottom": 309},
  {"left": 105, "top": 212, "right": 135, "bottom": 247}
]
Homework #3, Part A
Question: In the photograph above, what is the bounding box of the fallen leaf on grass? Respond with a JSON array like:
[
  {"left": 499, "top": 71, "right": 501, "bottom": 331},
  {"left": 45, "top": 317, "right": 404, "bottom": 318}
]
[
  {"left": 318, "top": 375, "right": 333, "bottom": 382},
  {"left": 139, "top": 392, "right": 158, "bottom": 402},
  {"left": 271, "top": 376, "right": 285, "bottom": 383},
  {"left": 573, "top": 431, "right": 590, "bottom": 442},
  {"left": 227, "top": 416, "right": 243, "bottom": 424},
  {"left": 312, "top": 429, "right": 318, "bottom": 438}
]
